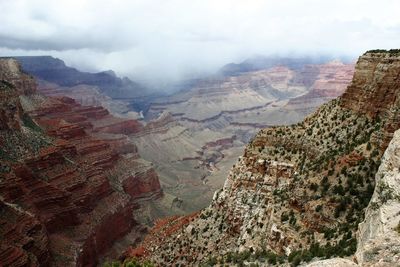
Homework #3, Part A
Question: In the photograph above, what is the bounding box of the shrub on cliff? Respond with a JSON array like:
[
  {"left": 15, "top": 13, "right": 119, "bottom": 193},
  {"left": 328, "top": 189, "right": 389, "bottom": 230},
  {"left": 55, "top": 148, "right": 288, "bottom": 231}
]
[
  {"left": 22, "top": 113, "right": 42, "bottom": 132},
  {"left": 365, "top": 49, "right": 400, "bottom": 55},
  {"left": 103, "top": 258, "right": 154, "bottom": 267}
]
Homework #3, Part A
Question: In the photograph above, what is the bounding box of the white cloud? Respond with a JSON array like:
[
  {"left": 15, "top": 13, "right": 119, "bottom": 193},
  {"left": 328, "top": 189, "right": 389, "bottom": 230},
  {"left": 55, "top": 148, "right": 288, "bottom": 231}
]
[{"left": 0, "top": 0, "right": 399, "bottom": 82}]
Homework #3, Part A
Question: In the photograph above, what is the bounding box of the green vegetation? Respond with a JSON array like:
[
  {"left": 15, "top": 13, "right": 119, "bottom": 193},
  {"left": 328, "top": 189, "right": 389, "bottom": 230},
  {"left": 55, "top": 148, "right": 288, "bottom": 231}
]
[
  {"left": 201, "top": 238, "right": 357, "bottom": 267},
  {"left": 0, "top": 80, "right": 14, "bottom": 90},
  {"left": 0, "top": 124, "right": 51, "bottom": 161},
  {"left": 201, "top": 249, "right": 284, "bottom": 266},
  {"left": 288, "top": 238, "right": 356, "bottom": 266},
  {"left": 246, "top": 99, "right": 385, "bottom": 263},
  {"left": 22, "top": 113, "right": 42, "bottom": 132},
  {"left": 365, "top": 49, "right": 400, "bottom": 55},
  {"left": 102, "top": 258, "right": 154, "bottom": 267}
]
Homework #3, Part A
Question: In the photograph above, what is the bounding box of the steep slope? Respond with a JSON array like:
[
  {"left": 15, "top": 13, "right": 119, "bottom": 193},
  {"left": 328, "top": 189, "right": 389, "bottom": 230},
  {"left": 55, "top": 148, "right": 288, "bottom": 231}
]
[
  {"left": 306, "top": 127, "right": 400, "bottom": 267},
  {"left": 131, "top": 51, "right": 400, "bottom": 266},
  {"left": 0, "top": 59, "right": 162, "bottom": 266}
]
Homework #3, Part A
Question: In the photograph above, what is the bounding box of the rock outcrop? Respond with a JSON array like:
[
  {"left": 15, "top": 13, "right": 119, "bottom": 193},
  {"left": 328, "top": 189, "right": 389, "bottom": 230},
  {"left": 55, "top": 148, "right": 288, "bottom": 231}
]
[
  {"left": 0, "top": 58, "right": 162, "bottom": 266},
  {"left": 132, "top": 51, "right": 400, "bottom": 266},
  {"left": 355, "top": 128, "right": 400, "bottom": 266},
  {"left": 341, "top": 52, "right": 400, "bottom": 149}
]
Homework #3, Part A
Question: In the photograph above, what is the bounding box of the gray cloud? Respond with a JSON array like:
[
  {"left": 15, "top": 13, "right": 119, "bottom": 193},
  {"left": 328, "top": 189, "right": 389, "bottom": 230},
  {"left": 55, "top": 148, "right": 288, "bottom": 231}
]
[{"left": 0, "top": 0, "right": 400, "bottom": 82}]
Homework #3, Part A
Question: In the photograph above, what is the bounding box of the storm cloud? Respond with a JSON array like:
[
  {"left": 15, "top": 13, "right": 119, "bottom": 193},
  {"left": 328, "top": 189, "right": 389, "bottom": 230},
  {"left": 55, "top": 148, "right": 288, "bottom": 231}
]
[{"left": 1, "top": 0, "right": 400, "bottom": 82}]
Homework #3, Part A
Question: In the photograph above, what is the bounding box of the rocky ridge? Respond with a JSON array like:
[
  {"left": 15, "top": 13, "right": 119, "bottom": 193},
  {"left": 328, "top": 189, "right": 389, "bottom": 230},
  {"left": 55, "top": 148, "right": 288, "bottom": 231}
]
[
  {"left": 130, "top": 51, "right": 400, "bottom": 266},
  {"left": 12, "top": 56, "right": 147, "bottom": 98},
  {"left": 0, "top": 59, "right": 162, "bottom": 266}
]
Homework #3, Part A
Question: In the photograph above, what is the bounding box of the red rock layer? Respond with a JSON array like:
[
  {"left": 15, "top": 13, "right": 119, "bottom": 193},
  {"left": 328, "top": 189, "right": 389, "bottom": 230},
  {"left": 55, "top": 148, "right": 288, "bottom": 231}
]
[
  {"left": 341, "top": 53, "right": 400, "bottom": 116},
  {"left": 0, "top": 59, "right": 162, "bottom": 266},
  {"left": 93, "top": 119, "right": 143, "bottom": 135},
  {"left": 340, "top": 52, "right": 400, "bottom": 149},
  {"left": 0, "top": 200, "right": 50, "bottom": 267},
  {"left": 123, "top": 168, "right": 161, "bottom": 199},
  {"left": 124, "top": 212, "right": 199, "bottom": 261}
]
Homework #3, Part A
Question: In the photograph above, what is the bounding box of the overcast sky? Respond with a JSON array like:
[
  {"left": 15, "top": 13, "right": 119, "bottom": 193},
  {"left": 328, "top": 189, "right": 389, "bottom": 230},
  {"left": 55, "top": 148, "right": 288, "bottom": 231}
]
[{"left": 0, "top": 0, "right": 399, "bottom": 82}]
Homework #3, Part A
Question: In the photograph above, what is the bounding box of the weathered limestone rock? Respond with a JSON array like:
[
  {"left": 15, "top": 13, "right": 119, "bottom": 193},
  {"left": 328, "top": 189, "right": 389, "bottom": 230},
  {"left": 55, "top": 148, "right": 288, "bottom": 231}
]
[
  {"left": 355, "top": 128, "right": 400, "bottom": 266},
  {"left": 304, "top": 258, "right": 357, "bottom": 267}
]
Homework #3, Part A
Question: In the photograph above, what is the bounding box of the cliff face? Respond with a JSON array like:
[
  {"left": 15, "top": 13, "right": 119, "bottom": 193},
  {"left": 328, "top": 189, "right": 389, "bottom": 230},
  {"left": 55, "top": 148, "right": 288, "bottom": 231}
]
[
  {"left": 355, "top": 128, "right": 400, "bottom": 265},
  {"left": 341, "top": 52, "right": 400, "bottom": 149},
  {"left": 341, "top": 53, "right": 400, "bottom": 117},
  {"left": 0, "top": 59, "right": 35, "bottom": 131},
  {"left": 134, "top": 51, "right": 400, "bottom": 266},
  {"left": 0, "top": 59, "right": 162, "bottom": 266}
]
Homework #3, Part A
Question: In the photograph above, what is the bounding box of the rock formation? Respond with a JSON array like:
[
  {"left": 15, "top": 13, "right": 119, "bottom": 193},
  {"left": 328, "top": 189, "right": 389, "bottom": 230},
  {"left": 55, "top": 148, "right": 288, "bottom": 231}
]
[
  {"left": 355, "top": 128, "right": 400, "bottom": 266},
  {"left": 129, "top": 51, "right": 400, "bottom": 266},
  {"left": 0, "top": 58, "right": 162, "bottom": 266}
]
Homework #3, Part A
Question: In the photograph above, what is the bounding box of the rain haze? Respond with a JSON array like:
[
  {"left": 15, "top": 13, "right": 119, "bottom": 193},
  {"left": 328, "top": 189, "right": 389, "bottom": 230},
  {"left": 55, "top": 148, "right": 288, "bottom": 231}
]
[{"left": 0, "top": 0, "right": 400, "bottom": 84}]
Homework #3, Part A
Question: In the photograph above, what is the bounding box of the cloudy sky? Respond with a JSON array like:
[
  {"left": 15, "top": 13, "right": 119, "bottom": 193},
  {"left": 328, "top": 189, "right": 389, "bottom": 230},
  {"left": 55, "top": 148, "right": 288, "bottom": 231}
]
[{"left": 0, "top": 0, "right": 399, "bottom": 82}]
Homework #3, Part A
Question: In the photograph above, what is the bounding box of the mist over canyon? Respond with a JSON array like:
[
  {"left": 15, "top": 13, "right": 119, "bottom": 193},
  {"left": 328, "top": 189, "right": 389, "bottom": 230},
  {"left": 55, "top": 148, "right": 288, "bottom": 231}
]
[
  {"left": 2, "top": 1, "right": 400, "bottom": 267},
  {"left": 0, "top": 52, "right": 359, "bottom": 266},
  {"left": 1, "top": 0, "right": 400, "bottom": 82}
]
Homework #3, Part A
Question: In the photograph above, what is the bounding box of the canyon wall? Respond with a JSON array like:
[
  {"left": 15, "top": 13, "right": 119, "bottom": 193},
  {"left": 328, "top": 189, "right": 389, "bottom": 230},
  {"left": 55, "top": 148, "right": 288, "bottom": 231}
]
[
  {"left": 355, "top": 128, "right": 400, "bottom": 265},
  {"left": 0, "top": 59, "right": 162, "bottom": 266}
]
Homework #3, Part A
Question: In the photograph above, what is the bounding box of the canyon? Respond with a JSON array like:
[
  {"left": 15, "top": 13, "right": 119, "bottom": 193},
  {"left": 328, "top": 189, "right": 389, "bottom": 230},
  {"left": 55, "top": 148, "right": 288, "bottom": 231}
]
[
  {"left": 134, "top": 59, "right": 355, "bottom": 214},
  {"left": 0, "top": 58, "right": 162, "bottom": 266},
  {"left": 0, "top": 54, "right": 358, "bottom": 266},
  {"left": 128, "top": 51, "right": 400, "bottom": 266},
  {"left": 14, "top": 56, "right": 355, "bottom": 218}
]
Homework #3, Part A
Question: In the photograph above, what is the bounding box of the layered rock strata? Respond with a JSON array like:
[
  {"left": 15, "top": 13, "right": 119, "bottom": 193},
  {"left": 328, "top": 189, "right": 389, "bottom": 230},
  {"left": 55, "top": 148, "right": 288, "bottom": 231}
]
[{"left": 0, "top": 59, "right": 162, "bottom": 266}]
